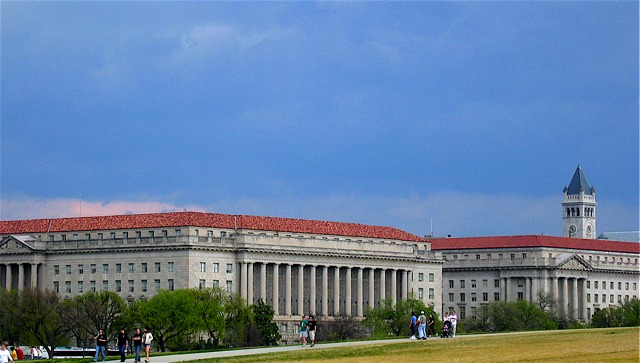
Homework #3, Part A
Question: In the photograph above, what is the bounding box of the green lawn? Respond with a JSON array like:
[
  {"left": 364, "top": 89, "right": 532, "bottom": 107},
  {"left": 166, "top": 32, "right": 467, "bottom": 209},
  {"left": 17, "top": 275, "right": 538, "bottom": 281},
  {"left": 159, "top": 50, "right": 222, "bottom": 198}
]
[{"left": 197, "top": 327, "right": 639, "bottom": 363}]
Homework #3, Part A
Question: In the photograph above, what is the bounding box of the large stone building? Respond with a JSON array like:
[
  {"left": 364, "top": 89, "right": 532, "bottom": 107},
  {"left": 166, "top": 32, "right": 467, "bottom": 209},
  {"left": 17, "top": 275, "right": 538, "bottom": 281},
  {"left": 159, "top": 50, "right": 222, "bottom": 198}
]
[
  {"left": 430, "top": 167, "right": 640, "bottom": 322},
  {"left": 0, "top": 212, "right": 443, "bottom": 343}
]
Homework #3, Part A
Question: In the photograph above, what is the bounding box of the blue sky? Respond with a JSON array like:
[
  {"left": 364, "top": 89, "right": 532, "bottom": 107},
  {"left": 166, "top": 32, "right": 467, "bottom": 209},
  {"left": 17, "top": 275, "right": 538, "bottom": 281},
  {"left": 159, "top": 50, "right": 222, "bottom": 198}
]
[{"left": 1, "top": 2, "right": 638, "bottom": 238}]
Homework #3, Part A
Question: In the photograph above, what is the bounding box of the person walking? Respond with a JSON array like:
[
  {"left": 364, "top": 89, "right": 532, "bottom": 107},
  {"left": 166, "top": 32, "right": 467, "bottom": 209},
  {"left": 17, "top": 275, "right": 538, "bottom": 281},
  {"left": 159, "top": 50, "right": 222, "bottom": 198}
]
[
  {"left": 307, "top": 315, "right": 317, "bottom": 347},
  {"left": 131, "top": 329, "right": 142, "bottom": 363},
  {"left": 142, "top": 327, "right": 153, "bottom": 363},
  {"left": 9, "top": 348, "right": 16, "bottom": 362},
  {"left": 418, "top": 311, "right": 427, "bottom": 340},
  {"left": 93, "top": 329, "right": 108, "bottom": 362},
  {"left": 0, "top": 343, "right": 14, "bottom": 363},
  {"left": 450, "top": 310, "right": 458, "bottom": 338},
  {"left": 299, "top": 315, "right": 309, "bottom": 346},
  {"left": 409, "top": 312, "right": 417, "bottom": 339},
  {"left": 427, "top": 313, "right": 437, "bottom": 338},
  {"left": 117, "top": 328, "right": 129, "bottom": 362}
]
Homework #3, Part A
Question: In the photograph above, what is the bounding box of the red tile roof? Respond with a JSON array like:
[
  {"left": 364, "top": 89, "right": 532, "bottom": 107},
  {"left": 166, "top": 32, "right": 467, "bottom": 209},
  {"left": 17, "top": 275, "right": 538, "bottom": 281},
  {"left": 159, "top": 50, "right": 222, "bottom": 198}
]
[
  {"left": 0, "top": 212, "right": 424, "bottom": 242},
  {"left": 429, "top": 235, "right": 640, "bottom": 254}
]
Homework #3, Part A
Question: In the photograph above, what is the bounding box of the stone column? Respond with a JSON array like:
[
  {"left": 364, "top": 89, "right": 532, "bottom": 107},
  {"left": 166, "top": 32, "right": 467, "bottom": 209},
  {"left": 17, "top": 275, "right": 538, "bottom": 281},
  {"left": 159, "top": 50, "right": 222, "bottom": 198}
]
[
  {"left": 285, "top": 264, "right": 292, "bottom": 316},
  {"left": 272, "top": 264, "right": 280, "bottom": 316},
  {"left": 562, "top": 278, "right": 569, "bottom": 314},
  {"left": 18, "top": 264, "right": 25, "bottom": 291},
  {"left": 580, "top": 278, "right": 588, "bottom": 321},
  {"left": 524, "top": 277, "right": 530, "bottom": 301},
  {"left": 310, "top": 265, "right": 317, "bottom": 315},
  {"left": 333, "top": 266, "right": 340, "bottom": 315},
  {"left": 401, "top": 270, "right": 408, "bottom": 300},
  {"left": 260, "top": 263, "right": 267, "bottom": 301},
  {"left": 551, "top": 277, "right": 559, "bottom": 303},
  {"left": 247, "top": 263, "right": 254, "bottom": 305},
  {"left": 356, "top": 267, "right": 363, "bottom": 317},
  {"left": 368, "top": 268, "right": 375, "bottom": 310},
  {"left": 297, "top": 265, "right": 304, "bottom": 315},
  {"left": 322, "top": 266, "right": 328, "bottom": 317},
  {"left": 531, "top": 275, "right": 539, "bottom": 301},
  {"left": 345, "top": 267, "right": 352, "bottom": 316},
  {"left": 502, "top": 277, "right": 507, "bottom": 301},
  {"left": 240, "top": 262, "right": 248, "bottom": 300},
  {"left": 6, "top": 264, "right": 12, "bottom": 291},
  {"left": 391, "top": 269, "right": 397, "bottom": 306},
  {"left": 379, "top": 269, "right": 386, "bottom": 305},
  {"left": 31, "top": 263, "right": 38, "bottom": 290},
  {"left": 571, "top": 278, "right": 578, "bottom": 319}
]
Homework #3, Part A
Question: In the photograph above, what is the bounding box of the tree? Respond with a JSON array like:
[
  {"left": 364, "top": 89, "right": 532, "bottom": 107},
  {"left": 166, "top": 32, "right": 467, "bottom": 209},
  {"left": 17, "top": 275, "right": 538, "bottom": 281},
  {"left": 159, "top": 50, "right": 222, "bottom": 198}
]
[
  {"left": 75, "top": 291, "right": 127, "bottom": 341},
  {"left": 0, "top": 290, "right": 22, "bottom": 345},
  {"left": 10, "top": 289, "right": 70, "bottom": 359},
  {"left": 193, "top": 288, "right": 227, "bottom": 347},
  {"left": 536, "top": 290, "right": 558, "bottom": 312},
  {"left": 362, "top": 297, "right": 431, "bottom": 337},
  {"left": 220, "top": 292, "right": 251, "bottom": 347},
  {"left": 252, "top": 299, "right": 281, "bottom": 346}
]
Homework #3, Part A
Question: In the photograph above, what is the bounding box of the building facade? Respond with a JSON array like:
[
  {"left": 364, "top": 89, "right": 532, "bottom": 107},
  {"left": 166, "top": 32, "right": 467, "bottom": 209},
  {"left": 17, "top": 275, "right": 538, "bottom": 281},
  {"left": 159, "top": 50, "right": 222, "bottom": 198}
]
[{"left": 0, "top": 212, "right": 443, "bottom": 343}]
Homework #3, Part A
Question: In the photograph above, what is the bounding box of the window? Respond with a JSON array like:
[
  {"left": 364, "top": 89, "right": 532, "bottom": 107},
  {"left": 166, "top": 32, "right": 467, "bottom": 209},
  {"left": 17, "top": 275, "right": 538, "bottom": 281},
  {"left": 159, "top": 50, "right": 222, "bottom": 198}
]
[
  {"left": 54, "top": 265, "right": 60, "bottom": 275},
  {"left": 418, "top": 273, "right": 424, "bottom": 282},
  {"left": 517, "top": 292, "right": 524, "bottom": 300},
  {"left": 483, "top": 279, "right": 488, "bottom": 288},
  {"left": 199, "top": 279, "right": 206, "bottom": 289},
  {"left": 460, "top": 293, "right": 465, "bottom": 302},
  {"left": 103, "top": 264, "right": 109, "bottom": 274},
  {"left": 213, "top": 280, "right": 220, "bottom": 288},
  {"left": 498, "top": 254, "right": 503, "bottom": 259},
  {"left": 471, "top": 280, "right": 477, "bottom": 288},
  {"left": 136, "top": 231, "right": 142, "bottom": 239},
  {"left": 142, "top": 280, "right": 148, "bottom": 292},
  {"left": 429, "top": 288, "right": 434, "bottom": 299},
  {"left": 207, "top": 230, "right": 214, "bottom": 237},
  {"left": 128, "top": 280, "right": 135, "bottom": 292},
  {"left": 476, "top": 254, "right": 480, "bottom": 260},
  {"left": 155, "top": 263, "right": 161, "bottom": 272},
  {"left": 225, "top": 281, "right": 233, "bottom": 293},
  {"left": 102, "top": 280, "right": 108, "bottom": 291},
  {"left": 213, "top": 263, "right": 220, "bottom": 273},
  {"left": 594, "top": 294, "right": 598, "bottom": 303},
  {"left": 154, "top": 279, "right": 160, "bottom": 291},
  {"left": 168, "top": 279, "right": 174, "bottom": 291},
  {"left": 66, "top": 265, "right": 72, "bottom": 274},
  {"left": 510, "top": 253, "right": 515, "bottom": 259},
  {"left": 200, "top": 262, "right": 206, "bottom": 273},
  {"left": 123, "top": 232, "right": 128, "bottom": 240},
  {"left": 98, "top": 233, "right": 103, "bottom": 240},
  {"left": 471, "top": 307, "right": 477, "bottom": 319},
  {"left": 625, "top": 282, "right": 629, "bottom": 290},
  {"left": 634, "top": 283, "right": 637, "bottom": 290},
  {"left": 78, "top": 281, "right": 84, "bottom": 293},
  {"left": 429, "top": 273, "right": 434, "bottom": 282},
  {"left": 602, "top": 281, "right": 606, "bottom": 289},
  {"left": 78, "top": 264, "right": 84, "bottom": 274},
  {"left": 595, "top": 281, "right": 599, "bottom": 289},
  {"left": 226, "top": 264, "right": 233, "bottom": 273},
  {"left": 610, "top": 295, "right": 614, "bottom": 303},
  {"left": 460, "top": 280, "right": 465, "bottom": 288},
  {"left": 91, "top": 264, "right": 97, "bottom": 274},
  {"left": 65, "top": 281, "right": 71, "bottom": 293},
  {"left": 168, "top": 262, "right": 175, "bottom": 272},
  {"left": 128, "top": 263, "right": 135, "bottom": 273},
  {"left": 618, "top": 282, "right": 622, "bottom": 290},
  {"left": 418, "top": 288, "right": 424, "bottom": 299},
  {"left": 449, "top": 293, "right": 454, "bottom": 302},
  {"left": 494, "top": 292, "right": 500, "bottom": 301},
  {"left": 116, "top": 280, "right": 122, "bottom": 292},
  {"left": 487, "top": 254, "right": 492, "bottom": 259},
  {"left": 618, "top": 295, "right": 622, "bottom": 303},
  {"left": 522, "top": 253, "right": 527, "bottom": 258},
  {"left": 110, "top": 232, "right": 116, "bottom": 239},
  {"left": 53, "top": 281, "right": 59, "bottom": 293},
  {"left": 90, "top": 281, "right": 96, "bottom": 292},
  {"left": 459, "top": 306, "right": 466, "bottom": 320},
  {"left": 483, "top": 292, "right": 488, "bottom": 302},
  {"left": 175, "top": 229, "right": 181, "bottom": 237},
  {"left": 141, "top": 263, "right": 148, "bottom": 273},
  {"left": 610, "top": 282, "right": 614, "bottom": 289},
  {"left": 116, "top": 264, "right": 122, "bottom": 273},
  {"left": 149, "top": 231, "right": 155, "bottom": 238},
  {"left": 449, "top": 280, "right": 454, "bottom": 289},
  {"left": 587, "top": 281, "right": 591, "bottom": 288},
  {"left": 471, "top": 293, "right": 477, "bottom": 302},
  {"left": 494, "top": 279, "right": 500, "bottom": 288}
]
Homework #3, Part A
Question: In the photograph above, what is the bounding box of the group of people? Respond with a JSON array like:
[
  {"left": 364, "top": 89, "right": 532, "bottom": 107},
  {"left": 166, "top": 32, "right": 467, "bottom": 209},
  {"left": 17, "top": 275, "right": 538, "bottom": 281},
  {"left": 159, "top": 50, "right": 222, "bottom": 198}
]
[
  {"left": 93, "top": 327, "right": 153, "bottom": 363},
  {"left": 298, "top": 315, "right": 317, "bottom": 347},
  {"left": 410, "top": 310, "right": 457, "bottom": 340}
]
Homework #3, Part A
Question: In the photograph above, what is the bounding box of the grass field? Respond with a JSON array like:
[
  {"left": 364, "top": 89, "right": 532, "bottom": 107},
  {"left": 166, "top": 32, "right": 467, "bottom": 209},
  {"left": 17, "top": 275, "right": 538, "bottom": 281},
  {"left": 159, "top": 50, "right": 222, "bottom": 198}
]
[{"left": 201, "top": 327, "right": 639, "bottom": 363}]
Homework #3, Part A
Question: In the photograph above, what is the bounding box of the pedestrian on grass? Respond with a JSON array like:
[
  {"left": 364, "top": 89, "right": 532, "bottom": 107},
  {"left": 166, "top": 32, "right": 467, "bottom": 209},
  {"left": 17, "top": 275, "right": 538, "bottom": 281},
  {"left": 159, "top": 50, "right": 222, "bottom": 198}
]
[
  {"left": 409, "top": 311, "right": 417, "bottom": 339},
  {"left": 93, "top": 329, "right": 108, "bottom": 362},
  {"left": 307, "top": 315, "right": 317, "bottom": 347},
  {"left": 142, "top": 327, "right": 153, "bottom": 363},
  {"left": 132, "top": 328, "right": 142, "bottom": 363},
  {"left": 299, "top": 315, "right": 309, "bottom": 346},
  {"left": 117, "top": 328, "right": 129, "bottom": 362}
]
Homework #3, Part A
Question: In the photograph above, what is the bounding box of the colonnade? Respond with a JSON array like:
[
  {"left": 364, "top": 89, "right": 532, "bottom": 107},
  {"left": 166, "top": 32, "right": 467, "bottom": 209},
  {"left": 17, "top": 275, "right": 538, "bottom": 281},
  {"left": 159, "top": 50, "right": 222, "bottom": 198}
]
[
  {"left": 0, "top": 263, "right": 41, "bottom": 291},
  {"left": 238, "top": 262, "right": 412, "bottom": 317},
  {"left": 500, "top": 275, "right": 587, "bottom": 321}
]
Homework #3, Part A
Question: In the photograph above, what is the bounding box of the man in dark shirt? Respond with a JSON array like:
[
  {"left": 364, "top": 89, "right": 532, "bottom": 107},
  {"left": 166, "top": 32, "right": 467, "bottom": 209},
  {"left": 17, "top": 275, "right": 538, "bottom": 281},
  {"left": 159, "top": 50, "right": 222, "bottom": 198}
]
[
  {"left": 117, "top": 328, "right": 129, "bottom": 362},
  {"left": 93, "top": 329, "right": 108, "bottom": 362},
  {"left": 307, "top": 315, "right": 317, "bottom": 347}
]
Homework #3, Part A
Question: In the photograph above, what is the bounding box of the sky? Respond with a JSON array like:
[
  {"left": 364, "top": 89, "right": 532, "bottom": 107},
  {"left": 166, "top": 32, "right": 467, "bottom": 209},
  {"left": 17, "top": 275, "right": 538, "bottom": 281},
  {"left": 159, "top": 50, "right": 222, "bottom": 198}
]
[{"left": 1, "top": 2, "right": 638, "bottom": 238}]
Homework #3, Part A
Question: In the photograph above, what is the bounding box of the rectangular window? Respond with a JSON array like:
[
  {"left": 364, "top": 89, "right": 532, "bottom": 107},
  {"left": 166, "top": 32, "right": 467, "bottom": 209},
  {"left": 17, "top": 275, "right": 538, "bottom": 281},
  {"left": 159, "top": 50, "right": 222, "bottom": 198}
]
[
  {"left": 66, "top": 265, "right": 72, "bottom": 274},
  {"left": 460, "top": 293, "right": 465, "bottom": 302},
  {"left": 90, "top": 281, "right": 96, "bottom": 292},
  {"left": 168, "top": 279, "right": 175, "bottom": 291},
  {"left": 618, "top": 282, "right": 622, "bottom": 289},
  {"left": 610, "top": 282, "right": 614, "bottom": 289},
  {"left": 198, "top": 279, "right": 206, "bottom": 290},
  {"left": 155, "top": 263, "right": 161, "bottom": 272},
  {"left": 128, "top": 280, "right": 135, "bottom": 292},
  {"left": 610, "top": 295, "right": 614, "bottom": 303},
  {"left": 116, "top": 263, "right": 122, "bottom": 273},
  {"left": 54, "top": 265, "right": 60, "bottom": 275},
  {"left": 476, "top": 254, "right": 480, "bottom": 260},
  {"left": 429, "top": 273, "right": 434, "bottom": 282},
  {"left": 587, "top": 281, "right": 591, "bottom": 288},
  {"left": 103, "top": 264, "right": 109, "bottom": 274},
  {"left": 494, "top": 292, "right": 500, "bottom": 301},
  {"left": 449, "top": 280, "right": 454, "bottom": 289},
  {"left": 154, "top": 279, "right": 160, "bottom": 291},
  {"left": 483, "top": 292, "right": 488, "bottom": 302},
  {"left": 91, "top": 264, "right": 97, "bottom": 274},
  {"left": 213, "top": 263, "right": 220, "bottom": 273},
  {"left": 175, "top": 229, "right": 181, "bottom": 237},
  {"left": 595, "top": 281, "right": 599, "bottom": 289},
  {"left": 85, "top": 233, "right": 91, "bottom": 240},
  {"left": 418, "top": 273, "right": 424, "bottom": 282},
  {"left": 471, "top": 280, "right": 477, "bottom": 288},
  {"left": 459, "top": 306, "right": 466, "bottom": 320},
  {"left": 471, "top": 293, "right": 477, "bottom": 302},
  {"left": 449, "top": 293, "right": 454, "bottom": 302},
  {"left": 429, "top": 288, "right": 435, "bottom": 299},
  {"left": 460, "top": 280, "right": 466, "bottom": 289},
  {"left": 494, "top": 279, "right": 500, "bottom": 288},
  {"left": 141, "top": 263, "right": 147, "bottom": 273},
  {"left": 168, "top": 262, "right": 175, "bottom": 272},
  {"left": 594, "top": 294, "right": 598, "bottom": 303},
  {"left": 65, "top": 281, "right": 71, "bottom": 293},
  {"left": 78, "top": 281, "right": 84, "bottom": 293},
  {"left": 78, "top": 264, "right": 84, "bottom": 274},
  {"left": 625, "top": 282, "right": 629, "bottom": 290},
  {"left": 98, "top": 233, "right": 103, "bottom": 240},
  {"left": 517, "top": 292, "right": 524, "bottom": 300},
  {"left": 226, "top": 264, "right": 233, "bottom": 273},
  {"left": 522, "top": 253, "right": 527, "bottom": 258},
  {"left": 225, "top": 281, "right": 233, "bottom": 293},
  {"left": 53, "top": 281, "right": 59, "bottom": 293},
  {"left": 602, "top": 281, "right": 606, "bottom": 289},
  {"left": 213, "top": 280, "right": 220, "bottom": 288},
  {"left": 110, "top": 232, "right": 116, "bottom": 239},
  {"left": 510, "top": 253, "right": 515, "bottom": 259},
  {"left": 471, "top": 307, "right": 477, "bottom": 319},
  {"left": 483, "top": 279, "right": 488, "bottom": 288},
  {"left": 142, "top": 280, "right": 148, "bottom": 292},
  {"left": 618, "top": 295, "right": 622, "bottom": 302},
  {"left": 200, "top": 262, "right": 206, "bottom": 273},
  {"left": 123, "top": 232, "right": 128, "bottom": 240},
  {"left": 128, "top": 263, "right": 135, "bottom": 273},
  {"left": 207, "top": 230, "right": 214, "bottom": 237},
  {"left": 418, "top": 288, "right": 424, "bottom": 299},
  {"left": 116, "top": 280, "right": 122, "bottom": 292},
  {"left": 102, "top": 280, "right": 108, "bottom": 291}
]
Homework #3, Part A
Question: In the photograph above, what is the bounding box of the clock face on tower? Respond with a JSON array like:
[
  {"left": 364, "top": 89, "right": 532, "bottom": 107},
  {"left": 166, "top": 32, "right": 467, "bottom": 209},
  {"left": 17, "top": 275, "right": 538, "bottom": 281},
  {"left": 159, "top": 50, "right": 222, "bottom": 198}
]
[
  {"left": 569, "top": 225, "right": 577, "bottom": 238},
  {"left": 586, "top": 225, "right": 592, "bottom": 237}
]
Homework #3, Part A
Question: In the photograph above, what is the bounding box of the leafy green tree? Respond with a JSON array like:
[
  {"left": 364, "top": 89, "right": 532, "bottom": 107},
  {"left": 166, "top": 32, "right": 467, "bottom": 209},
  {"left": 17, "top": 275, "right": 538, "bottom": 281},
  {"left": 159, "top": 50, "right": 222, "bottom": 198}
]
[
  {"left": 252, "top": 299, "right": 280, "bottom": 346},
  {"left": 0, "top": 290, "right": 22, "bottom": 345},
  {"left": 193, "top": 288, "right": 227, "bottom": 347},
  {"left": 221, "top": 292, "right": 252, "bottom": 347},
  {"left": 591, "top": 298, "right": 640, "bottom": 328},
  {"left": 363, "top": 296, "right": 431, "bottom": 337},
  {"left": 75, "top": 291, "right": 127, "bottom": 341}
]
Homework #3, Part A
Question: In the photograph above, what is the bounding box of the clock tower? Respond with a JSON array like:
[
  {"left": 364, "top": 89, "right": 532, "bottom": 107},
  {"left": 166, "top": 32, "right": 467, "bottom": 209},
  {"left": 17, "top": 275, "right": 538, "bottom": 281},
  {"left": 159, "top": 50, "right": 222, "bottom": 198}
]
[{"left": 562, "top": 166, "right": 596, "bottom": 239}]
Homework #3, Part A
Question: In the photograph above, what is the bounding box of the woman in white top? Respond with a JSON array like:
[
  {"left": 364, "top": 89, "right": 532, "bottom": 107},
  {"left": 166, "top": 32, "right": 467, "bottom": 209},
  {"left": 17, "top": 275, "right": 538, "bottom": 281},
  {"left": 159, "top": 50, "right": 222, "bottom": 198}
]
[
  {"left": 0, "top": 343, "right": 14, "bottom": 363},
  {"left": 142, "top": 327, "right": 153, "bottom": 363}
]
